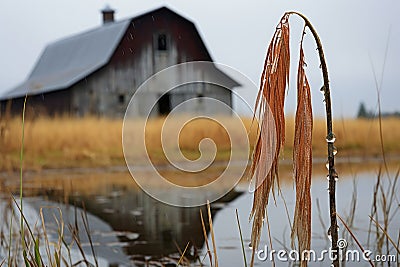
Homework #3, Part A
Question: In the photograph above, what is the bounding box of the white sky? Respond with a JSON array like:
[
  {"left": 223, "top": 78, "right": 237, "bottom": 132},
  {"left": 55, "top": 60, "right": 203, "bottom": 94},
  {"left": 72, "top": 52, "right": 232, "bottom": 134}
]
[{"left": 0, "top": 0, "right": 399, "bottom": 118}]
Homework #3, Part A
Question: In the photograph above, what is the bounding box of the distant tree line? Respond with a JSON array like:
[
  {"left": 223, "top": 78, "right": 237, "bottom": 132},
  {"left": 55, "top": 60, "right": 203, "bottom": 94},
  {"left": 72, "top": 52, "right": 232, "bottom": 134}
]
[{"left": 357, "top": 102, "right": 400, "bottom": 119}]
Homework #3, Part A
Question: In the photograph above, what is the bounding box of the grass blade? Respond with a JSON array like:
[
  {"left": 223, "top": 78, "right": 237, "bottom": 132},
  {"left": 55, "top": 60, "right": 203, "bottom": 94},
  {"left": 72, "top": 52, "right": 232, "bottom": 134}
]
[
  {"left": 207, "top": 200, "right": 218, "bottom": 267},
  {"left": 199, "top": 209, "right": 212, "bottom": 266},
  {"left": 336, "top": 213, "right": 374, "bottom": 266},
  {"left": 54, "top": 251, "right": 60, "bottom": 267},
  {"left": 369, "top": 215, "right": 400, "bottom": 254},
  {"left": 7, "top": 205, "right": 14, "bottom": 267},
  {"left": 235, "top": 209, "right": 248, "bottom": 267},
  {"left": 39, "top": 207, "right": 53, "bottom": 267},
  {"left": 81, "top": 206, "right": 98, "bottom": 267},
  {"left": 20, "top": 95, "right": 27, "bottom": 252},
  {"left": 177, "top": 241, "right": 191, "bottom": 266},
  {"left": 34, "top": 237, "right": 42, "bottom": 267},
  {"left": 22, "top": 250, "right": 30, "bottom": 267}
]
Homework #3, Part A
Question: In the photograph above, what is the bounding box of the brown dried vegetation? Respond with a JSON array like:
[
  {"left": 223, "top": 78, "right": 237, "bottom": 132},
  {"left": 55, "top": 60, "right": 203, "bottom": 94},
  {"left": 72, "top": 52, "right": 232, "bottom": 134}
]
[{"left": 249, "top": 13, "right": 322, "bottom": 266}]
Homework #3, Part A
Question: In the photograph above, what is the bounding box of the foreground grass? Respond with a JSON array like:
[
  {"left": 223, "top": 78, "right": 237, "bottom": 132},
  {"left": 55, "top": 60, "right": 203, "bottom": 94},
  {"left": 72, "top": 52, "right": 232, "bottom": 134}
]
[{"left": 1, "top": 116, "right": 400, "bottom": 171}]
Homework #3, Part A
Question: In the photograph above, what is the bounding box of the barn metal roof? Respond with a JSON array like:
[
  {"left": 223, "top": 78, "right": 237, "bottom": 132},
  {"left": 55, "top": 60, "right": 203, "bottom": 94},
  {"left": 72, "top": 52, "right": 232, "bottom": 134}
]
[{"left": 1, "top": 19, "right": 131, "bottom": 99}]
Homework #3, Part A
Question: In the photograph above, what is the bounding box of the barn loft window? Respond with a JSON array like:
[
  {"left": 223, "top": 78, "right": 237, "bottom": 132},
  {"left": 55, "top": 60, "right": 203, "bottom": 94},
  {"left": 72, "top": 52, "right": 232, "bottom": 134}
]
[
  {"left": 157, "top": 34, "right": 167, "bottom": 51},
  {"left": 118, "top": 94, "right": 125, "bottom": 104},
  {"left": 158, "top": 93, "right": 171, "bottom": 115}
]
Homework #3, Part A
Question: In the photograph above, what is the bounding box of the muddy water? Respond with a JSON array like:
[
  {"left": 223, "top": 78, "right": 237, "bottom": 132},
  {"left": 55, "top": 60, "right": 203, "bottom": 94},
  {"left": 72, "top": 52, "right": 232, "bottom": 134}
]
[
  {"left": 0, "top": 167, "right": 244, "bottom": 266},
  {"left": 0, "top": 163, "right": 399, "bottom": 266}
]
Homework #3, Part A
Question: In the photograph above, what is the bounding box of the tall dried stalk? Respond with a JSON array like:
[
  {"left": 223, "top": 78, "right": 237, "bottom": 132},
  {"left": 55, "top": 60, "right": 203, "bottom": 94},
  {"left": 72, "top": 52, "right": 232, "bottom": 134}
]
[{"left": 249, "top": 12, "right": 338, "bottom": 267}]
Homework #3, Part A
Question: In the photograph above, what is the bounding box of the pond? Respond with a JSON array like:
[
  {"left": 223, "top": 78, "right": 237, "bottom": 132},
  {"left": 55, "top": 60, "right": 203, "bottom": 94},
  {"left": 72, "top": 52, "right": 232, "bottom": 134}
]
[{"left": 0, "top": 161, "right": 399, "bottom": 266}]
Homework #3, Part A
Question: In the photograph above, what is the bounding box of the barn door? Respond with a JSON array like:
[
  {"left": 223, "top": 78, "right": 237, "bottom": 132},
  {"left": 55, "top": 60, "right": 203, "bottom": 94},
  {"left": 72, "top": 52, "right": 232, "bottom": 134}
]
[{"left": 158, "top": 93, "right": 171, "bottom": 115}]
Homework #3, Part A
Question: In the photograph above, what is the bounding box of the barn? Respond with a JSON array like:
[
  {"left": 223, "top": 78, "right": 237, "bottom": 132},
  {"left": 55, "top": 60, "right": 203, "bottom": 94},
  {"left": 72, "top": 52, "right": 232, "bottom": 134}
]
[{"left": 0, "top": 6, "right": 240, "bottom": 117}]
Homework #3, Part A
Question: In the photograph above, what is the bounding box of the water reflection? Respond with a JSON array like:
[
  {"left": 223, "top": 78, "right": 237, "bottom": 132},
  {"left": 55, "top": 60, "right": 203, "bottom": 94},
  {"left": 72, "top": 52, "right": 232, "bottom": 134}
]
[
  {"left": 68, "top": 183, "right": 242, "bottom": 263},
  {"left": 2, "top": 161, "right": 397, "bottom": 266},
  {"left": 1, "top": 169, "right": 243, "bottom": 266}
]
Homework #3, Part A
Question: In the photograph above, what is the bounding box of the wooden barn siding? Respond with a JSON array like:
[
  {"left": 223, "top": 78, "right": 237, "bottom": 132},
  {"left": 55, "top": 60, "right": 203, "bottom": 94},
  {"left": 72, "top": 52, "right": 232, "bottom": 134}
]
[
  {"left": 169, "top": 84, "right": 232, "bottom": 115},
  {"left": 87, "top": 8, "right": 219, "bottom": 118},
  {"left": 0, "top": 89, "right": 72, "bottom": 117},
  {"left": 109, "top": 8, "right": 212, "bottom": 67},
  {"left": 102, "top": 9, "right": 231, "bottom": 117}
]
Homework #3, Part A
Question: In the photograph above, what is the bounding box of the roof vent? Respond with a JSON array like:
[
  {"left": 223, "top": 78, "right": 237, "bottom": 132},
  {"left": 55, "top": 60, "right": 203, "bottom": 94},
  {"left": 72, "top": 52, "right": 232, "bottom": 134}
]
[{"left": 101, "top": 5, "right": 115, "bottom": 24}]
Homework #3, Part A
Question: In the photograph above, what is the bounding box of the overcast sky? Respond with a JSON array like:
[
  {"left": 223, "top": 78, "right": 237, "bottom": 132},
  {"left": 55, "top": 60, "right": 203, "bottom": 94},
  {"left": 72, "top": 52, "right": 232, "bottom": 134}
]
[{"left": 0, "top": 1, "right": 399, "bottom": 118}]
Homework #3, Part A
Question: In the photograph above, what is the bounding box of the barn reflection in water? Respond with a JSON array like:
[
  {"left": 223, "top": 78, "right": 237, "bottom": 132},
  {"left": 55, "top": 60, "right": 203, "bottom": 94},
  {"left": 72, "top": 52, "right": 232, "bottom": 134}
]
[{"left": 67, "top": 182, "right": 242, "bottom": 264}]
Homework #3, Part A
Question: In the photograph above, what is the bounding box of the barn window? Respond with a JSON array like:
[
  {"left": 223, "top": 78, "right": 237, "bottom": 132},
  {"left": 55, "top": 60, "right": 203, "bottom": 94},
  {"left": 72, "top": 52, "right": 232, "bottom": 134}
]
[
  {"left": 158, "top": 93, "right": 171, "bottom": 115},
  {"left": 118, "top": 94, "right": 125, "bottom": 104},
  {"left": 157, "top": 34, "right": 167, "bottom": 51}
]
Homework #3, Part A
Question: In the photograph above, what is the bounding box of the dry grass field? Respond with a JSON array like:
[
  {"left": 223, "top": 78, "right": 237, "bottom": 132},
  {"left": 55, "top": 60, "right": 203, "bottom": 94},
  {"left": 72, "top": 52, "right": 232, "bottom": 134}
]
[
  {"left": 286, "top": 117, "right": 400, "bottom": 157},
  {"left": 0, "top": 115, "right": 399, "bottom": 171}
]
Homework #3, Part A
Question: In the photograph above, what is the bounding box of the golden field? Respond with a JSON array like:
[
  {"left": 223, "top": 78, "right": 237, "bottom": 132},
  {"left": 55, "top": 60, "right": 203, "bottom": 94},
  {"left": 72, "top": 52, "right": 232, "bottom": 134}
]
[
  {"left": 0, "top": 115, "right": 399, "bottom": 171},
  {"left": 285, "top": 116, "right": 400, "bottom": 158}
]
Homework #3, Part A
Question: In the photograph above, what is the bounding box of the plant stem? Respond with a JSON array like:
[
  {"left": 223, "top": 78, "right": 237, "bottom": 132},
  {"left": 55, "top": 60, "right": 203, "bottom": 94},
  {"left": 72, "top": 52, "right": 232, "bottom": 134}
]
[
  {"left": 235, "top": 209, "right": 248, "bottom": 267},
  {"left": 20, "top": 96, "right": 27, "bottom": 251},
  {"left": 288, "top": 11, "right": 339, "bottom": 267}
]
